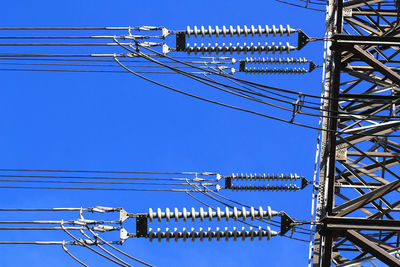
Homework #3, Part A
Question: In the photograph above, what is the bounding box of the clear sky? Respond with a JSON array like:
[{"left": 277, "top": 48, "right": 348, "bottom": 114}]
[{"left": 0, "top": 1, "right": 326, "bottom": 266}]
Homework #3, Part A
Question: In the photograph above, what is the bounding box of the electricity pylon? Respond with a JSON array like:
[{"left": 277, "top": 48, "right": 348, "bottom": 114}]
[{"left": 311, "top": 0, "right": 400, "bottom": 266}]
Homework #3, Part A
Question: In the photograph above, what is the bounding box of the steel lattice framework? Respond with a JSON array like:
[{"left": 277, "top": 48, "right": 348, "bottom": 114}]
[{"left": 313, "top": 0, "right": 400, "bottom": 266}]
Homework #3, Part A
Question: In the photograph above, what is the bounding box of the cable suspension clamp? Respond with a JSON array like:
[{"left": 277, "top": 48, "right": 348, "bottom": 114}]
[{"left": 291, "top": 93, "right": 305, "bottom": 123}]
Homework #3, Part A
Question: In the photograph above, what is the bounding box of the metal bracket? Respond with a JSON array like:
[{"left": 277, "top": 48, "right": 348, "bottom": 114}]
[
  {"left": 224, "top": 177, "right": 232, "bottom": 189},
  {"left": 301, "top": 177, "right": 310, "bottom": 189},
  {"left": 297, "top": 30, "right": 310, "bottom": 50},
  {"left": 119, "top": 209, "right": 129, "bottom": 223},
  {"left": 280, "top": 212, "right": 294, "bottom": 236},
  {"left": 309, "top": 61, "right": 317, "bottom": 72},
  {"left": 136, "top": 215, "right": 148, "bottom": 238},
  {"left": 176, "top": 31, "right": 186, "bottom": 52},
  {"left": 120, "top": 228, "right": 130, "bottom": 244},
  {"left": 239, "top": 61, "right": 245, "bottom": 72}
]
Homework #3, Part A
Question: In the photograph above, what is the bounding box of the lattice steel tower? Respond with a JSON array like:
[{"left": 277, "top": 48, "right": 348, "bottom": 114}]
[{"left": 312, "top": 0, "right": 400, "bottom": 266}]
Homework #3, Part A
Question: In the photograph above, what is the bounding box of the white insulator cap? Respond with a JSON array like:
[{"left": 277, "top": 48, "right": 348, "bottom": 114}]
[
  {"left": 286, "top": 25, "right": 291, "bottom": 36},
  {"left": 258, "top": 25, "right": 263, "bottom": 37},
  {"left": 249, "top": 227, "right": 255, "bottom": 241},
  {"left": 233, "top": 207, "right": 239, "bottom": 221},
  {"left": 242, "top": 206, "right": 247, "bottom": 221},
  {"left": 216, "top": 227, "right": 221, "bottom": 242},
  {"left": 165, "top": 228, "right": 171, "bottom": 242},
  {"left": 225, "top": 227, "right": 230, "bottom": 242},
  {"left": 241, "top": 227, "right": 246, "bottom": 242},
  {"left": 182, "top": 227, "right": 188, "bottom": 242},
  {"left": 215, "top": 25, "right": 220, "bottom": 38},
  {"left": 148, "top": 228, "right": 154, "bottom": 242},
  {"left": 157, "top": 227, "right": 162, "bottom": 242},
  {"left": 243, "top": 25, "right": 248, "bottom": 37},
  {"left": 191, "top": 207, "right": 196, "bottom": 222},
  {"left": 157, "top": 208, "right": 162, "bottom": 222},
  {"left": 199, "top": 207, "right": 205, "bottom": 222},
  {"left": 148, "top": 208, "right": 154, "bottom": 223},
  {"left": 272, "top": 25, "right": 277, "bottom": 37},
  {"left": 222, "top": 25, "right": 227, "bottom": 37},
  {"left": 267, "top": 206, "right": 272, "bottom": 220},
  {"left": 216, "top": 207, "right": 222, "bottom": 221},
  {"left": 200, "top": 26, "right": 205, "bottom": 38},
  {"left": 187, "top": 26, "right": 191, "bottom": 38},
  {"left": 191, "top": 227, "right": 196, "bottom": 242},
  {"left": 165, "top": 208, "right": 171, "bottom": 222},
  {"left": 259, "top": 206, "right": 264, "bottom": 221},
  {"left": 199, "top": 227, "right": 205, "bottom": 242},
  {"left": 251, "top": 25, "right": 256, "bottom": 37},
  {"left": 250, "top": 206, "right": 256, "bottom": 221},
  {"left": 279, "top": 25, "right": 284, "bottom": 37},
  {"left": 183, "top": 207, "right": 188, "bottom": 222},
  {"left": 236, "top": 25, "right": 241, "bottom": 37},
  {"left": 265, "top": 25, "right": 270, "bottom": 37},
  {"left": 233, "top": 226, "right": 238, "bottom": 241},
  {"left": 174, "top": 207, "right": 179, "bottom": 222},
  {"left": 174, "top": 228, "right": 179, "bottom": 242},
  {"left": 225, "top": 206, "right": 230, "bottom": 222}
]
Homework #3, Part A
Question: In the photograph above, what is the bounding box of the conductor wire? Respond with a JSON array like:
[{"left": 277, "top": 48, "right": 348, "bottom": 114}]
[
  {"left": 86, "top": 228, "right": 154, "bottom": 267},
  {"left": 79, "top": 229, "right": 132, "bottom": 267},
  {"left": 62, "top": 242, "right": 89, "bottom": 267},
  {"left": 112, "top": 42, "right": 324, "bottom": 131},
  {"left": 61, "top": 222, "right": 128, "bottom": 267}
]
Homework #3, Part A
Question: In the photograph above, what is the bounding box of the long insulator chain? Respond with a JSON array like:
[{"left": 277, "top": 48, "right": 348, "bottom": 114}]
[
  {"left": 244, "top": 57, "right": 309, "bottom": 65},
  {"left": 186, "top": 25, "right": 296, "bottom": 38},
  {"left": 186, "top": 42, "right": 296, "bottom": 55},
  {"left": 230, "top": 185, "right": 300, "bottom": 192},
  {"left": 148, "top": 226, "right": 278, "bottom": 242},
  {"left": 229, "top": 173, "right": 301, "bottom": 181},
  {"left": 147, "top": 206, "right": 278, "bottom": 223},
  {"left": 243, "top": 67, "right": 308, "bottom": 75}
]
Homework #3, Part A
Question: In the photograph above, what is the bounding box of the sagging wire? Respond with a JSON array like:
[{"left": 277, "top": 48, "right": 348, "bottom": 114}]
[
  {"left": 86, "top": 228, "right": 154, "bottom": 267},
  {"left": 61, "top": 221, "right": 127, "bottom": 267},
  {"left": 62, "top": 241, "right": 89, "bottom": 267},
  {"left": 114, "top": 51, "right": 400, "bottom": 137},
  {"left": 121, "top": 38, "right": 400, "bottom": 128},
  {"left": 139, "top": 38, "right": 400, "bottom": 114},
  {"left": 113, "top": 42, "right": 325, "bottom": 131},
  {"left": 2, "top": 34, "right": 398, "bottom": 126},
  {"left": 141, "top": 43, "right": 398, "bottom": 122},
  {"left": 79, "top": 228, "right": 133, "bottom": 267}
]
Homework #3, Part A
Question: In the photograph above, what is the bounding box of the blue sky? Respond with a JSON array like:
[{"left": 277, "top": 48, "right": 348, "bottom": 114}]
[{"left": 0, "top": 1, "right": 325, "bottom": 266}]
